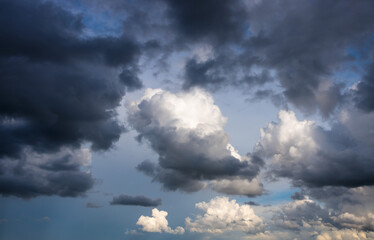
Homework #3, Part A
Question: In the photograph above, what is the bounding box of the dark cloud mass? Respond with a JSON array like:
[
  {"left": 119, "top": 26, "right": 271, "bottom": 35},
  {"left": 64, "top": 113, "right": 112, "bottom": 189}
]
[
  {"left": 110, "top": 194, "right": 162, "bottom": 207},
  {"left": 165, "top": 0, "right": 248, "bottom": 44},
  {"left": 167, "top": 0, "right": 374, "bottom": 116},
  {"left": 0, "top": 148, "right": 94, "bottom": 199},
  {"left": 0, "top": 0, "right": 143, "bottom": 197}
]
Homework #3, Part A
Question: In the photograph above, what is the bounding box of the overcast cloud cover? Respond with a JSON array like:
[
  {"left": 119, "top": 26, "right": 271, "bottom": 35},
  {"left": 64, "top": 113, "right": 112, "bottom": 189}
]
[{"left": 1, "top": 0, "right": 374, "bottom": 239}]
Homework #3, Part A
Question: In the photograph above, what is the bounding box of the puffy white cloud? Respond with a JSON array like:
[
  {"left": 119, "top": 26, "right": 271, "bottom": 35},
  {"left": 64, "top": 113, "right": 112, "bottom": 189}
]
[
  {"left": 127, "top": 88, "right": 263, "bottom": 195},
  {"left": 136, "top": 208, "right": 184, "bottom": 234},
  {"left": 185, "top": 196, "right": 264, "bottom": 234}
]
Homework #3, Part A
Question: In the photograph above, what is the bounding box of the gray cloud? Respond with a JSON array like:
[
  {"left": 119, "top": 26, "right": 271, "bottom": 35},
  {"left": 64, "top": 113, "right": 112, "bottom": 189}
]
[
  {"left": 354, "top": 55, "right": 374, "bottom": 112},
  {"left": 169, "top": 0, "right": 374, "bottom": 116},
  {"left": 0, "top": 0, "right": 144, "bottom": 160},
  {"left": 86, "top": 202, "right": 103, "bottom": 208},
  {"left": 110, "top": 194, "right": 162, "bottom": 207},
  {"left": 0, "top": 0, "right": 147, "bottom": 198},
  {"left": 0, "top": 148, "right": 93, "bottom": 199},
  {"left": 255, "top": 110, "right": 374, "bottom": 188}
]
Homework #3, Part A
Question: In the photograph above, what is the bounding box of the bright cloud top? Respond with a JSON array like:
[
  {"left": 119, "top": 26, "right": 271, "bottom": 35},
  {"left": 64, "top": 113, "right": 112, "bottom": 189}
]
[
  {"left": 136, "top": 208, "right": 184, "bottom": 234},
  {"left": 127, "top": 88, "right": 263, "bottom": 194},
  {"left": 128, "top": 88, "right": 227, "bottom": 136},
  {"left": 185, "top": 196, "right": 264, "bottom": 234}
]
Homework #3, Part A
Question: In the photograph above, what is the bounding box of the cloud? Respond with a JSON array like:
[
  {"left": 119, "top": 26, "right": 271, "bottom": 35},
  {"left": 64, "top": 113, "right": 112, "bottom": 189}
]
[
  {"left": 185, "top": 196, "right": 264, "bottom": 234},
  {"left": 110, "top": 194, "right": 161, "bottom": 207},
  {"left": 0, "top": 0, "right": 143, "bottom": 160},
  {"left": 303, "top": 186, "right": 374, "bottom": 232},
  {"left": 0, "top": 148, "right": 93, "bottom": 198},
  {"left": 355, "top": 58, "right": 374, "bottom": 112},
  {"left": 136, "top": 208, "right": 184, "bottom": 234},
  {"left": 165, "top": 0, "right": 248, "bottom": 44},
  {"left": 0, "top": 0, "right": 148, "bottom": 198},
  {"left": 127, "top": 88, "right": 263, "bottom": 194},
  {"left": 255, "top": 110, "right": 374, "bottom": 188},
  {"left": 272, "top": 196, "right": 332, "bottom": 230},
  {"left": 165, "top": 0, "right": 374, "bottom": 116},
  {"left": 86, "top": 202, "right": 103, "bottom": 208},
  {"left": 210, "top": 177, "right": 264, "bottom": 197},
  {"left": 316, "top": 229, "right": 374, "bottom": 240}
]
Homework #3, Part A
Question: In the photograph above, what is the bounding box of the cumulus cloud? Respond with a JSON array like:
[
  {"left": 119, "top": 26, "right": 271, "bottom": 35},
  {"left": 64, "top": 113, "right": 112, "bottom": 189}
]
[
  {"left": 110, "top": 194, "right": 161, "bottom": 207},
  {"left": 0, "top": 148, "right": 94, "bottom": 198},
  {"left": 127, "top": 88, "right": 263, "bottom": 195},
  {"left": 255, "top": 110, "right": 374, "bottom": 188},
  {"left": 136, "top": 208, "right": 184, "bottom": 234},
  {"left": 185, "top": 196, "right": 264, "bottom": 234}
]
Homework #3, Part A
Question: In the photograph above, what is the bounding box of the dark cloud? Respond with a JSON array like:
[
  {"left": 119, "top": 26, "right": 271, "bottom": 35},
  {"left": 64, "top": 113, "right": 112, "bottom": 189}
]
[
  {"left": 110, "top": 194, "right": 161, "bottom": 207},
  {"left": 355, "top": 58, "right": 374, "bottom": 112},
  {"left": 0, "top": 0, "right": 145, "bottom": 198},
  {"left": 0, "top": 148, "right": 94, "bottom": 199},
  {"left": 165, "top": 0, "right": 374, "bottom": 116},
  {"left": 0, "top": 0, "right": 142, "bottom": 157},
  {"left": 165, "top": 0, "right": 248, "bottom": 44},
  {"left": 86, "top": 202, "right": 103, "bottom": 208},
  {"left": 246, "top": 0, "right": 374, "bottom": 116}
]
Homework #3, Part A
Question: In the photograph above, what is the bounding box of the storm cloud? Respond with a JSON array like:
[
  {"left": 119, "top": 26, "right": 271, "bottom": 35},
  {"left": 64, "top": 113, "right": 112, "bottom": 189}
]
[
  {"left": 110, "top": 194, "right": 162, "bottom": 207},
  {"left": 0, "top": 0, "right": 144, "bottom": 197}
]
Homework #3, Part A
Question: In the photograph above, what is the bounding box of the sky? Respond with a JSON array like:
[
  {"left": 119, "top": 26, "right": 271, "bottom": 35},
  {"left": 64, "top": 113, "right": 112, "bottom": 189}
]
[{"left": 1, "top": 0, "right": 374, "bottom": 239}]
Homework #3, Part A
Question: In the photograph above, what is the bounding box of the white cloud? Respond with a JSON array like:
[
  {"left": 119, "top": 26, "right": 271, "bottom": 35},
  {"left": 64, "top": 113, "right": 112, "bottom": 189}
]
[
  {"left": 127, "top": 88, "right": 263, "bottom": 194},
  {"left": 185, "top": 196, "right": 264, "bottom": 234},
  {"left": 136, "top": 208, "right": 184, "bottom": 234}
]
